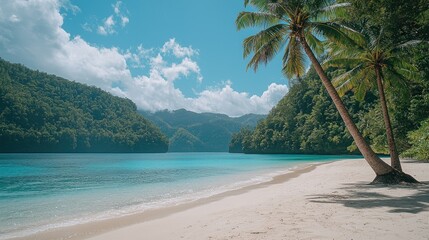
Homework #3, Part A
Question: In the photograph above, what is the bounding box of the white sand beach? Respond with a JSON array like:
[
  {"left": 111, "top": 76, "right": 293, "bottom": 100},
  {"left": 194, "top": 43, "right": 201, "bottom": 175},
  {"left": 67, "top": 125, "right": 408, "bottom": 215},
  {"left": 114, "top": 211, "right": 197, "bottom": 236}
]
[
  {"left": 86, "top": 159, "right": 428, "bottom": 240},
  {"left": 15, "top": 159, "right": 428, "bottom": 240}
]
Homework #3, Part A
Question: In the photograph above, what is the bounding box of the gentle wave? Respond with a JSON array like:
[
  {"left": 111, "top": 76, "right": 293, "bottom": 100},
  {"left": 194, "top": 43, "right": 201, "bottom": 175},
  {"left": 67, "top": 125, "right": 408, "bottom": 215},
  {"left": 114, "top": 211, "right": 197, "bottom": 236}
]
[{"left": 1, "top": 165, "right": 303, "bottom": 240}]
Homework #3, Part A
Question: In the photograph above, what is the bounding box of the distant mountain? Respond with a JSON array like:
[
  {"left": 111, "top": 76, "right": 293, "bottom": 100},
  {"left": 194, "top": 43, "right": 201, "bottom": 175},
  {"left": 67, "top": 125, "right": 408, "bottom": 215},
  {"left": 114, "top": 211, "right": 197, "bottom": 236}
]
[
  {"left": 0, "top": 59, "right": 168, "bottom": 152},
  {"left": 140, "top": 109, "right": 265, "bottom": 152}
]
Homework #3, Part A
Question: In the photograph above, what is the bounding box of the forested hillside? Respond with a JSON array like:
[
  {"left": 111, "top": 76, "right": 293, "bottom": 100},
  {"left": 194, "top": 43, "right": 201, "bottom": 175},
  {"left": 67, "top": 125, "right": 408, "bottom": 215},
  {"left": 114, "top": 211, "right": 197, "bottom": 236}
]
[
  {"left": 231, "top": 62, "right": 428, "bottom": 156},
  {"left": 141, "top": 109, "right": 265, "bottom": 152},
  {"left": 0, "top": 59, "right": 168, "bottom": 152},
  {"left": 230, "top": 68, "right": 373, "bottom": 154},
  {"left": 230, "top": 0, "right": 429, "bottom": 159}
]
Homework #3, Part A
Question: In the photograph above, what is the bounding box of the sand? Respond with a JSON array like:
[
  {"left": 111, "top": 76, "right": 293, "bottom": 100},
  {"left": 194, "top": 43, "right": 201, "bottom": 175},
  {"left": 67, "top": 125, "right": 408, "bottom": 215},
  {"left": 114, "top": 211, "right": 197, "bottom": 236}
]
[
  {"left": 86, "top": 159, "right": 428, "bottom": 240},
  {"left": 13, "top": 159, "right": 429, "bottom": 240}
]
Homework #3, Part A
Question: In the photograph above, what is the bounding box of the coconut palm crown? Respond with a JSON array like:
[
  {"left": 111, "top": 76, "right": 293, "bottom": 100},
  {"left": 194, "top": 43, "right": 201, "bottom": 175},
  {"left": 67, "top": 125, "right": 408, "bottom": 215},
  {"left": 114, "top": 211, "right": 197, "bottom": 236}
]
[
  {"left": 327, "top": 29, "right": 416, "bottom": 101},
  {"left": 236, "top": 0, "right": 354, "bottom": 78},
  {"left": 325, "top": 28, "right": 421, "bottom": 171}
]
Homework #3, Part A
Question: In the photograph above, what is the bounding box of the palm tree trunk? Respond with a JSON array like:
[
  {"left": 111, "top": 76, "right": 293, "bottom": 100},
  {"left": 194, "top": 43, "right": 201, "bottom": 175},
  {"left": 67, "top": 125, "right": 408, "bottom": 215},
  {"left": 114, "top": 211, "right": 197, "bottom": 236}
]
[
  {"left": 375, "top": 68, "right": 402, "bottom": 171},
  {"left": 299, "top": 37, "right": 393, "bottom": 176}
]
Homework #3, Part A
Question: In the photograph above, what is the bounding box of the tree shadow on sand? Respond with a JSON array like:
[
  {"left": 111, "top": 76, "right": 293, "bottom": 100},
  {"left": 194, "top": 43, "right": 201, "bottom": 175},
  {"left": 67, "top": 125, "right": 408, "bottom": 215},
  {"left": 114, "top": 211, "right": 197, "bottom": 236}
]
[{"left": 307, "top": 181, "right": 429, "bottom": 214}]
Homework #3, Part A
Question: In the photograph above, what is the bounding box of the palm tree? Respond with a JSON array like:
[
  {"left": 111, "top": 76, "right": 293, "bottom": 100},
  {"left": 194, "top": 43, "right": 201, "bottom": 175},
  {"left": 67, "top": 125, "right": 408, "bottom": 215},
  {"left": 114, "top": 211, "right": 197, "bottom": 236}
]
[
  {"left": 236, "top": 0, "right": 417, "bottom": 183},
  {"left": 325, "top": 29, "right": 419, "bottom": 172}
]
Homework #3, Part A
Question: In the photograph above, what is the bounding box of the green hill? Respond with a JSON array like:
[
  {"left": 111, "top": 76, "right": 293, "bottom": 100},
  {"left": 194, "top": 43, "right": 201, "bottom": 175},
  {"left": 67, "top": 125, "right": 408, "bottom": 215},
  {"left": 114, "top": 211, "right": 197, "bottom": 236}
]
[
  {"left": 0, "top": 59, "right": 168, "bottom": 153},
  {"left": 229, "top": 68, "right": 368, "bottom": 154},
  {"left": 140, "top": 109, "right": 265, "bottom": 152},
  {"left": 230, "top": 65, "right": 429, "bottom": 157}
]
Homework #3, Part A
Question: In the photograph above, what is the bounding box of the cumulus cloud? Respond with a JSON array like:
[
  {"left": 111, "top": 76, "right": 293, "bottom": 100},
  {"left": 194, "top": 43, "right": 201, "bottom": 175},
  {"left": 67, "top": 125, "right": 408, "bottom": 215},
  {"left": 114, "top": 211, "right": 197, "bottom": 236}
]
[
  {"left": 161, "top": 38, "right": 198, "bottom": 58},
  {"left": 123, "top": 44, "right": 154, "bottom": 69},
  {"left": 0, "top": 0, "right": 131, "bottom": 90},
  {"left": 0, "top": 0, "right": 288, "bottom": 116},
  {"left": 191, "top": 83, "right": 288, "bottom": 116},
  {"left": 120, "top": 50, "right": 286, "bottom": 116},
  {"left": 123, "top": 73, "right": 287, "bottom": 116},
  {"left": 157, "top": 56, "right": 203, "bottom": 82}
]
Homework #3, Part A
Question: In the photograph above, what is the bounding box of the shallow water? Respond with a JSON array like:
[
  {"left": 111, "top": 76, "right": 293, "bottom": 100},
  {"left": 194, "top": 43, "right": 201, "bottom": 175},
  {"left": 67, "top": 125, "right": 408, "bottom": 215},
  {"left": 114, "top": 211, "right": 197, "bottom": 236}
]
[{"left": 0, "top": 153, "right": 359, "bottom": 239}]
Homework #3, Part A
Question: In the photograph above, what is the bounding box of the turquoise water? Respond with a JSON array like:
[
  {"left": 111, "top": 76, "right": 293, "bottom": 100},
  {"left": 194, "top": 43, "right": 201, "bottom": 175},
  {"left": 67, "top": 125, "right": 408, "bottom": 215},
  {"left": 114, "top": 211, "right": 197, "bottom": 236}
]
[{"left": 0, "top": 153, "right": 358, "bottom": 239}]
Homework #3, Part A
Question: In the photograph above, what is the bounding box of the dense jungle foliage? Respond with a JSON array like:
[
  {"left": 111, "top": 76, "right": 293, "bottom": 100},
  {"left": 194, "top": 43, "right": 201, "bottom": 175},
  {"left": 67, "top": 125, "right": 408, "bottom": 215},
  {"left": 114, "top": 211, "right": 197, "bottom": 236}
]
[
  {"left": 230, "top": 0, "right": 429, "bottom": 159},
  {"left": 0, "top": 59, "right": 168, "bottom": 152}
]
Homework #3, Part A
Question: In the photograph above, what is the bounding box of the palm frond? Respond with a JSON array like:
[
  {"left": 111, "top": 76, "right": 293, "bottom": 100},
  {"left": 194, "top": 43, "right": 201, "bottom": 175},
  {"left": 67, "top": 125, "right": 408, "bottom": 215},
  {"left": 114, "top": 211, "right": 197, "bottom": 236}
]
[
  {"left": 354, "top": 74, "right": 371, "bottom": 101},
  {"left": 245, "top": 24, "right": 288, "bottom": 71},
  {"left": 244, "top": 0, "right": 267, "bottom": 8},
  {"left": 304, "top": 32, "right": 324, "bottom": 55},
  {"left": 236, "top": 11, "right": 279, "bottom": 30},
  {"left": 316, "top": 2, "right": 351, "bottom": 21},
  {"left": 282, "top": 37, "right": 305, "bottom": 79},
  {"left": 305, "top": 0, "right": 332, "bottom": 15},
  {"left": 321, "top": 2, "right": 351, "bottom": 12},
  {"left": 310, "top": 22, "right": 364, "bottom": 47},
  {"left": 336, "top": 67, "right": 373, "bottom": 99},
  {"left": 383, "top": 68, "right": 407, "bottom": 89},
  {"left": 243, "top": 24, "right": 288, "bottom": 59},
  {"left": 323, "top": 58, "right": 361, "bottom": 69},
  {"left": 244, "top": 0, "right": 288, "bottom": 15},
  {"left": 335, "top": 74, "right": 361, "bottom": 97},
  {"left": 396, "top": 40, "right": 428, "bottom": 49},
  {"left": 332, "top": 63, "right": 364, "bottom": 88},
  {"left": 385, "top": 57, "right": 418, "bottom": 80},
  {"left": 383, "top": 68, "right": 410, "bottom": 99}
]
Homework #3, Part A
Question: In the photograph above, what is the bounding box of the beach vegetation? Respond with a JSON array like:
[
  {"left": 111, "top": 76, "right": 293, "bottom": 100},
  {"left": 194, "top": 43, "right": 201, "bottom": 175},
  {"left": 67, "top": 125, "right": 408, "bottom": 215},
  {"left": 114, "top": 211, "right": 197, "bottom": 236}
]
[
  {"left": 235, "top": 0, "right": 422, "bottom": 183},
  {"left": 403, "top": 118, "right": 429, "bottom": 161}
]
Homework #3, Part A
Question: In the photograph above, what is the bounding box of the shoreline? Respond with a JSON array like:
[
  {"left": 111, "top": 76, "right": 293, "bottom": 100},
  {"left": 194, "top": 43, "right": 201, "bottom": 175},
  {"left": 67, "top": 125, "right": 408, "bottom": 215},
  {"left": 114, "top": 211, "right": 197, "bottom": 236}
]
[
  {"left": 9, "top": 161, "right": 328, "bottom": 240},
  {"left": 9, "top": 159, "right": 429, "bottom": 240}
]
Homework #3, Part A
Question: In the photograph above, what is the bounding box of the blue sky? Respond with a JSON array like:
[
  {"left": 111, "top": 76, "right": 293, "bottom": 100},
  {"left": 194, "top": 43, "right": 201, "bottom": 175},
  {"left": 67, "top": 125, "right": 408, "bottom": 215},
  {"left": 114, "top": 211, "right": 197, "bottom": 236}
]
[{"left": 0, "top": 0, "right": 289, "bottom": 116}]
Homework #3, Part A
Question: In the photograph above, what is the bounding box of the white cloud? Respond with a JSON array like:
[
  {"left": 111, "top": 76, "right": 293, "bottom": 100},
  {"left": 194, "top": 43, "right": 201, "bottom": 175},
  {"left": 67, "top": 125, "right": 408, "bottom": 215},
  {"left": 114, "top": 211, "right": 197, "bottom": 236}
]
[
  {"left": 60, "top": 0, "right": 80, "bottom": 15},
  {"left": 97, "top": 15, "right": 115, "bottom": 35},
  {"left": 9, "top": 14, "right": 20, "bottom": 22},
  {"left": 152, "top": 54, "right": 202, "bottom": 82},
  {"left": 191, "top": 82, "right": 288, "bottom": 116},
  {"left": 97, "top": 26, "right": 107, "bottom": 35},
  {"left": 82, "top": 22, "right": 92, "bottom": 32},
  {"left": 0, "top": 0, "right": 288, "bottom": 117},
  {"left": 137, "top": 44, "right": 153, "bottom": 56},
  {"left": 113, "top": 1, "right": 121, "bottom": 15},
  {"left": 0, "top": 0, "right": 131, "bottom": 90},
  {"left": 161, "top": 38, "right": 198, "bottom": 58},
  {"left": 120, "top": 16, "right": 129, "bottom": 26},
  {"left": 123, "top": 44, "right": 155, "bottom": 69},
  {"left": 96, "top": 0, "right": 128, "bottom": 35},
  {"left": 120, "top": 49, "right": 287, "bottom": 116},
  {"left": 105, "top": 15, "right": 115, "bottom": 28}
]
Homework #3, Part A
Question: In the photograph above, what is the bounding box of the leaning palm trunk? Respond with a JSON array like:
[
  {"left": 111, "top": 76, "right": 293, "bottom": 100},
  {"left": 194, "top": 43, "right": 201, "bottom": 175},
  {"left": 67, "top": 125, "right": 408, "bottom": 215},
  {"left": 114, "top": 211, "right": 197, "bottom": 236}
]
[
  {"left": 299, "top": 37, "right": 414, "bottom": 182},
  {"left": 375, "top": 67, "right": 402, "bottom": 171}
]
